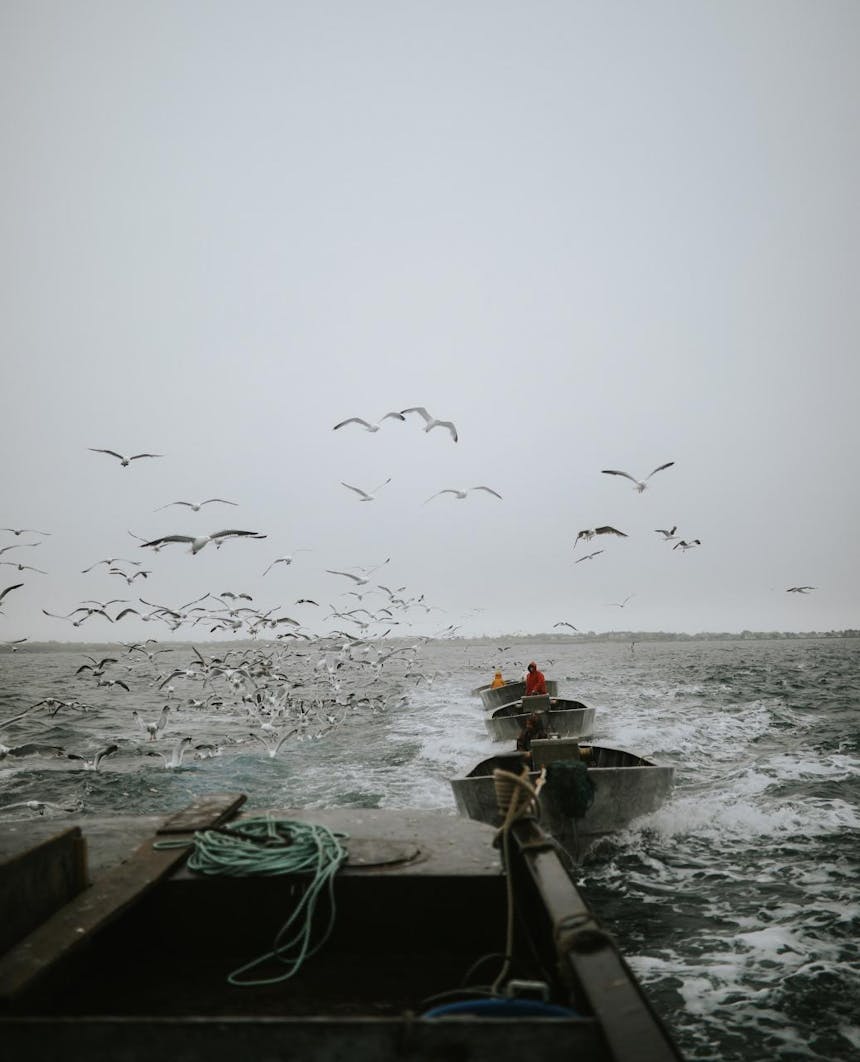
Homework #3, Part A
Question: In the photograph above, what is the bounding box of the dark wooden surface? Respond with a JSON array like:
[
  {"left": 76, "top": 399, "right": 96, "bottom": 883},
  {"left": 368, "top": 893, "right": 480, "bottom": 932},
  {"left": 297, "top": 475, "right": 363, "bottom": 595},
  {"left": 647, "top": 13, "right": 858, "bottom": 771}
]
[{"left": 0, "top": 792, "right": 246, "bottom": 1003}]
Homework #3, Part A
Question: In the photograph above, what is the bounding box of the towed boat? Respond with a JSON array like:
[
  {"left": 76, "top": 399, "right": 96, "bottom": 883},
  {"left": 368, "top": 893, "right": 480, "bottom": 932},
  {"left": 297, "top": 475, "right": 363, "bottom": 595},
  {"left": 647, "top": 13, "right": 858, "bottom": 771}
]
[
  {"left": 479, "top": 678, "right": 559, "bottom": 711},
  {"left": 0, "top": 793, "right": 683, "bottom": 1060},
  {"left": 484, "top": 693, "right": 595, "bottom": 742},
  {"left": 451, "top": 739, "right": 674, "bottom": 860}
]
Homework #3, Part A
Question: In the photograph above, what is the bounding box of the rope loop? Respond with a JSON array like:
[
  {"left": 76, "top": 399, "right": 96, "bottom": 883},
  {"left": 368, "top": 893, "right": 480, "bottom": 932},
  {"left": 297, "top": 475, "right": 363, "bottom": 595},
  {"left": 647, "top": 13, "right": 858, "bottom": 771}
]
[{"left": 170, "top": 815, "right": 349, "bottom": 986}]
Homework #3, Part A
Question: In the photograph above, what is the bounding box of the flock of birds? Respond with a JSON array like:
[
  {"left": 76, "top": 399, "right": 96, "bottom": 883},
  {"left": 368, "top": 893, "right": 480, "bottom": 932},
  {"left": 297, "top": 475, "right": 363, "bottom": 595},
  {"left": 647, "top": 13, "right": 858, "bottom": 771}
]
[{"left": 0, "top": 423, "right": 821, "bottom": 817}]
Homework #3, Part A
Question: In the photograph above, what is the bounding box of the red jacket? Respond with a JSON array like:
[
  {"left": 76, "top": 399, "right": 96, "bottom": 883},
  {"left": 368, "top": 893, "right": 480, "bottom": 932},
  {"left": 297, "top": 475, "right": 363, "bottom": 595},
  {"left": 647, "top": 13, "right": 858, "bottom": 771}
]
[{"left": 524, "top": 667, "right": 546, "bottom": 696}]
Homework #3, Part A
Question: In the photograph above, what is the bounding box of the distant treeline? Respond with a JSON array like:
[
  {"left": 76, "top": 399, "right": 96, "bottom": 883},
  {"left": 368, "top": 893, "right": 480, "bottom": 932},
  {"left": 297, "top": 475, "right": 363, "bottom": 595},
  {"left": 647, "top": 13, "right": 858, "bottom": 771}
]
[{"left": 12, "top": 629, "right": 860, "bottom": 651}]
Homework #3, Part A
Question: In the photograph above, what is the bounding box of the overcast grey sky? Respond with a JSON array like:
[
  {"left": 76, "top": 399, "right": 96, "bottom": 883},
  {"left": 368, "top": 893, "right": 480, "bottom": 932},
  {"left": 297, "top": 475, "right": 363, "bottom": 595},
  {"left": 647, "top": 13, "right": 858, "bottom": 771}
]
[{"left": 2, "top": 1, "right": 858, "bottom": 641}]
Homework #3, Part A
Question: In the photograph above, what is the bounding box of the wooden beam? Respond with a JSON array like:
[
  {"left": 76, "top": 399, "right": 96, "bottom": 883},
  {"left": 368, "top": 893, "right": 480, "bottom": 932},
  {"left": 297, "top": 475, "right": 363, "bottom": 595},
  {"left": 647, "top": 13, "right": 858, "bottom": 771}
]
[{"left": 0, "top": 792, "right": 245, "bottom": 1003}]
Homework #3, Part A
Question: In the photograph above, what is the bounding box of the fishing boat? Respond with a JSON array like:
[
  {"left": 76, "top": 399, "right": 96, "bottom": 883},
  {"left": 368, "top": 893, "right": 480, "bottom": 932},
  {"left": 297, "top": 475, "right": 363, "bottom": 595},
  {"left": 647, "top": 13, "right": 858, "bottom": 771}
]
[
  {"left": 0, "top": 794, "right": 682, "bottom": 1060},
  {"left": 483, "top": 693, "right": 595, "bottom": 741},
  {"left": 451, "top": 739, "right": 674, "bottom": 861},
  {"left": 479, "top": 678, "right": 559, "bottom": 711}
]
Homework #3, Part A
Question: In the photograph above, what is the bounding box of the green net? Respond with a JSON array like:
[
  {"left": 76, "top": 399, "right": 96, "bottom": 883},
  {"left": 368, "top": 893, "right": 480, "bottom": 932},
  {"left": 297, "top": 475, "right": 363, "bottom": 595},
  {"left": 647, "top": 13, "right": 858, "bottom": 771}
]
[{"left": 545, "top": 761, "right": 595, "bottom": 819}]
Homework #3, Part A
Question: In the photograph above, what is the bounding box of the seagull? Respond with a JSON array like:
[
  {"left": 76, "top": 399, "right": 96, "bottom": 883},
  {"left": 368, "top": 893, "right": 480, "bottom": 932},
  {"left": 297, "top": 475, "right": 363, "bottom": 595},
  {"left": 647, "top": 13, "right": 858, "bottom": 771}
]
[
  {"left": 401, "top": 406, "right": 458, "bottom": 443},
  {"left": 0, "top": 543, "right": 39, "bottom": 556},
  {"left": 654, "top": 526, "right": 678, "bottom": 541},
  {"left": 82, "top": 558, "right": 141, "bottom": 573},
  {"left": 146, "top": 736, "right": 193, "bottom": 768},
  {"left": 247, "top": 727, "right": 298, "bottom": 759},
  {"left": 2, "top": 527, "right": 51, "bottom": 536},
  {"left": 0, "top": 799, "right": 83, "bottom": 816},
  {"left": 340, "top": 479, "right": 391, "bottom": 502},
  {"left": 75, "top": 655, "right": 119, "bottom": 677},
  {"left": 601, "top": 462, "right": 675, "bottom": 492},
  {"left": 673, "top": 539, "right": 701, "bottom": 551},
  {"left": 553, "top": 622, "right": 579, "bottom": 631},
  {"left": 425, "top": 486, "right": 502, "bottom": 502},
  {"left": 332, "top": 413, "right": 405, "bottom": 432},
  {"left": 786, "top": 586, "right": 817, "bottom": 594},
  {"left": 607, "top": 595, "right": 635, "bottom": 608},
  {"left": 66, "top": 744, "right": 118, "bottom": 771},
  {"left": 133, "top": 706, "right": 171, "bottom": 739},
  {"left": 262, "top": 551, "right": 312, "bottom": 575},
  {"left": 1, "top": 637, "right": 28, "bottom": 651},
  {"left": 139, "top": 530, "right": 266, "bottom": 554},
  {"left": 573, "top": 526, "right": 627, "bottom": 548},
  {"left": 0, "top": 562, "right": 47, "bottom": 574},
  {"left": 109, "top": 568, "right": 150, "bottom": 586},
  {"left": 155, "top": 499, "right": 238, "bottom": 512},
  {"left": 326, "top": 570, "right": 373, "bottom": 586},
  {"left": 89, "top": 449, "right": 163, "bottom": 467},
  {"left": 574, "top": 550, "right": 605, "bottom": 564},
  {"left": 0, "top": 584, "right": 23, "bottom": 604}
]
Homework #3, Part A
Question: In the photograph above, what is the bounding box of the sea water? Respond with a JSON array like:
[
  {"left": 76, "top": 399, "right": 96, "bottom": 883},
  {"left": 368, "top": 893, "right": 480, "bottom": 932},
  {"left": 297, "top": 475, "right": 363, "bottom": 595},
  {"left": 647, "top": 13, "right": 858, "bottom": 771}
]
[{"left": 1, "top": 636, "right": 858, "bottom": 1061}]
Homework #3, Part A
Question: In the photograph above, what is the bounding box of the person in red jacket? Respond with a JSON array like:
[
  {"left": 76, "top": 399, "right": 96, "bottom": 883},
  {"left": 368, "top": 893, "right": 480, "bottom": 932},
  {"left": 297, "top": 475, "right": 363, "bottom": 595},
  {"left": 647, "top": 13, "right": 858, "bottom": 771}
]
[{"left": 524, "top": 661, "right": 546, "bottom": 696}]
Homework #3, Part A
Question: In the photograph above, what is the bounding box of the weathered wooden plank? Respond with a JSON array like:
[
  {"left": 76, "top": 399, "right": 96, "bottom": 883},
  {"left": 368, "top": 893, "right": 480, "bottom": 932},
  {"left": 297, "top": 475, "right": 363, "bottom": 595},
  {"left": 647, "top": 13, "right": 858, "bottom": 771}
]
[
  {"left": 157, "top": 793, "right": 247, "bottom": 834},
  {"left": 0, "top": 793, "right": 246, "bottom": 1003},
  {"left": 0, "top": 828, "right": 88, "bottom": 954}
]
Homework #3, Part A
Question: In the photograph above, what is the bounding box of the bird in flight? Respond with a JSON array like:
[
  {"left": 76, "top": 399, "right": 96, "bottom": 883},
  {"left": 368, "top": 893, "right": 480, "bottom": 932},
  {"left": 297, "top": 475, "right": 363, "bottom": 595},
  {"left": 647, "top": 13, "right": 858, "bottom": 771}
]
[
  {"left": 654, "top": 526, "right": 678, "bottom": 541},
  {"left": 425, "top": 486, "right": 502, "bottom": 502},
  {"left": 340, "top": 478, "right": 391, "bottom": 502},
  {"left": 138, "top": 530, "right": 266, "bottom": 555},
  {"left": 155, "top": 499, "right": 238, "bottom": 512},
  {"left": 602, "top": 462, "right": 675, "bottom": 492},
  {"left": 262, "top": 550, "right": 312, "bottom": 575},
  {"left": 574, "top": 550, "right": 605, "bottom": 564},
  {"left": 0, "top": 562, "right": 47, "bottom": 574},
  {"left": 332, "top": 413, "right": 405, "bottom": 432},
  {"left": 0, "top": 543, "right": 39, "bottom": 557},
  {"left": 0, "top": 584, "right": 23, "bottom": 605},
  {"left": 673, "top": 539, "right": 701, "bottom": 551},
  {"left": 574, "top": 526, "right": 627, "bottom": 548},
  {"left": 786, "top": 586, "right": 816, "bottom": 594},
  {"left": 401, "top": 406, "right": 458, "bottom": 443},
  {"left": 553, "top": 622, "right": 579, "bottom": 631},
  {"left": 607, "top": 595, "right": 635, "bottom": 608},
  {"left": 2, "top": 527, "right": 51, "bottom": 536},
  {"left": 89, "top": 449, "right": 163, "bottom": 467}
]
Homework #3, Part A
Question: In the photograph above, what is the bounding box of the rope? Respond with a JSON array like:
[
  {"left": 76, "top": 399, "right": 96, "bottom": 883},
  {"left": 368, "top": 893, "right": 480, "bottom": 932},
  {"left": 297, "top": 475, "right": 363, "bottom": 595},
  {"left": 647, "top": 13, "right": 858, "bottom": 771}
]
[
  {"left": 156, "top": 816, "right": 348, "bottom": 986},
  {"left": 491, "top": 767, "right": 540, "bottom": 995}
]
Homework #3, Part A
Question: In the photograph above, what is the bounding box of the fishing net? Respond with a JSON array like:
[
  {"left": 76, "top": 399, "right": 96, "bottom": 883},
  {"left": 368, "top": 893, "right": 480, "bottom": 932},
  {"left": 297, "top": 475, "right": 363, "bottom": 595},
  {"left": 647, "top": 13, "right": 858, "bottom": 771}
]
[{"left": 544, "top": 761, "right": 595, "bottom": 819}]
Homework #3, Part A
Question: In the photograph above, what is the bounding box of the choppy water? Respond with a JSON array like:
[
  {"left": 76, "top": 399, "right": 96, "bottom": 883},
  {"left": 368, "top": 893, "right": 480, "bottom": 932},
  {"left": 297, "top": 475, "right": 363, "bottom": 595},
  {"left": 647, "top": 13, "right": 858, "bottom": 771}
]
[{"left": 1, "top": 636, "right": 859, "bottom": 1061}]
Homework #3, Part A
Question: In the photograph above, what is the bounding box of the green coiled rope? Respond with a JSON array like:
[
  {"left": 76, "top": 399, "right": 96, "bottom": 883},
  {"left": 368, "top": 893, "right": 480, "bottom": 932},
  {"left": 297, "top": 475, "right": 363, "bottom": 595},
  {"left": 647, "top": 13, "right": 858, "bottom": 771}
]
[{"left": 157, "top": 816, "right": 349, "bottom": 986}]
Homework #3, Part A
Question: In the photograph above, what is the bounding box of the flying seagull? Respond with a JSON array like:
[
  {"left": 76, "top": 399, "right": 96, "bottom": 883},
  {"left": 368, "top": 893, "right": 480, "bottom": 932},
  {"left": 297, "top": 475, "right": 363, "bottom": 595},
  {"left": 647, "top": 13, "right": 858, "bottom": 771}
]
[
  {"left": 340, "top": 478, "right": 391, "bottom": 502},
  {"left": 66, "top": 744, "right": 119, "bottom": 771},
  {"left": 262, "top": 550, "right": 312, "bottom": 575},
  {"left": 0, "top": 562, "right": 47, "bottom": 574},
  {"left": 601, "top": 462, "right": 675, "bottom": 492},
  {"left": 139, "top": 530, "right": 266, "bottom": 555},
  {"left": 654, "top": 526, "right": 678, "bottom": 541},
  {"left": 786, "top": 586, "right": 816, "bottom": 594},
  {"left": 156, "top": 499, "right": 238, "bottom": 512},
  {"left": 574, "top": 526, "right": 627, "bottom": 548},
  {"left": 0, "top": 584, "right": 23, "bottom": 605},
  {"left": 574, "top": 550, "right": 605, "bottom": 564},
  {"left": 607, "top": 595, "right": 635, "bottom": 608},
  {"left": 425, "top": 486, "right": 502, "bottom": 502},
  {"left": 553, "top": 622, "right": 579, "bottom": 631},
  {"left": 673, "top": 539, "right": 701, "bottom": 551},
  {"left": 332, "top": 413, "right": 405, "bottom": 432},
  {"left": 401, "top": 406, "right": 458, "bottom": 443},
  {"left": 89, "top": 449, "right": 163, "bottom": 467},
  {"left": 2, "top": 527, "right": 51, "bottom": 536},
  {"left": 133, "top": 706, "right": 171, "bottom": 740}
]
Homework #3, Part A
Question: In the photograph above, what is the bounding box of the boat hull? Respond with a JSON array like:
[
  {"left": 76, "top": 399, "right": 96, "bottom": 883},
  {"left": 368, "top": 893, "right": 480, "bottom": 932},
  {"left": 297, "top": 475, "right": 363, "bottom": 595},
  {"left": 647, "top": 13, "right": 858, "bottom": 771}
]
[
  {"left": 485, "top": 700, "right": 595, "bottom": 741},
  {"left": 479, "top": 680, "right": 558, "bottom": 711},
  {"left": 451, "top": 745, "right": 674, "bottom": 859}
]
